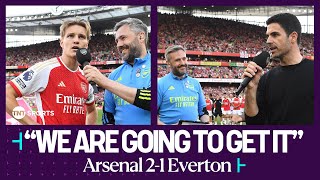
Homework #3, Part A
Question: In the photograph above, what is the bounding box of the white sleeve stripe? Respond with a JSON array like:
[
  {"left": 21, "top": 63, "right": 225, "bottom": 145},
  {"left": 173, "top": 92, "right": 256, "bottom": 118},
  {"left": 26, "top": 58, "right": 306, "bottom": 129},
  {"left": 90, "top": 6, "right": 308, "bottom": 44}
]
[
  {"left": 32, "top": 58, "right": 60, "bottom": 72},
  {"left": 14, "top": 59, "right": 60, "bottom": 96}
]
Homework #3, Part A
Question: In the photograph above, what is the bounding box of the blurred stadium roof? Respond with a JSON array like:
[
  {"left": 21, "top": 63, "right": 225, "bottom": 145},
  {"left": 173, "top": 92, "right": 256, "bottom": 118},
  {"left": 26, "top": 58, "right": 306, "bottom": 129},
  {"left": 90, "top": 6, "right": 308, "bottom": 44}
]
[
  {"left": 6, "top": 6, "right": 96, "bottom": 17},
  {"left": 6, "top": 6, "right": 150, "bottom": 35},
  {"left": 159, "top": 6, "right": 314, "bottom": 16}
]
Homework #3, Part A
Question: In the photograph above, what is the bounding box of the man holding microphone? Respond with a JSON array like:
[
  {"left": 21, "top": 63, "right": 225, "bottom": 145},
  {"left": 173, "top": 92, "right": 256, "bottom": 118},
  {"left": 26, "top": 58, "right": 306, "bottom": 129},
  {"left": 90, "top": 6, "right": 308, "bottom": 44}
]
[
  {"left": 243, "top": 13, "right": 313, "bottom": 125},
  {"left": 84, "top": 18, "right": 151, "bottom": 125}
]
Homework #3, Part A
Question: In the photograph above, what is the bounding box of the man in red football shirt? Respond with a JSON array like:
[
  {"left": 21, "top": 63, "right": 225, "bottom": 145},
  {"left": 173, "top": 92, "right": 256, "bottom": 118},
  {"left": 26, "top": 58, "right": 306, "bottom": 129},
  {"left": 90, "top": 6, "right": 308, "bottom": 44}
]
[
  {"left": 6, "top": 17, "right": 97, "bottom": 125},
  {"left": 232, "top": 95, "right": 241, "bottom": 115},
  {"left": 222, "top": 94, "right": 231, "bottom": 117}
]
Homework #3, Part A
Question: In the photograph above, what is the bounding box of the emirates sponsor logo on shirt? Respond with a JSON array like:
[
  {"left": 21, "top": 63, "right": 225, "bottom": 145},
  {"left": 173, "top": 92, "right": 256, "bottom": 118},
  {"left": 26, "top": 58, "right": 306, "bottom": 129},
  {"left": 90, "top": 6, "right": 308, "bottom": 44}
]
[
  {"left": 56, "top": 94, "right": 86, "bottom": 114},
  {"left": 56, "top": 94, "right": 86, "bottom": 105}
]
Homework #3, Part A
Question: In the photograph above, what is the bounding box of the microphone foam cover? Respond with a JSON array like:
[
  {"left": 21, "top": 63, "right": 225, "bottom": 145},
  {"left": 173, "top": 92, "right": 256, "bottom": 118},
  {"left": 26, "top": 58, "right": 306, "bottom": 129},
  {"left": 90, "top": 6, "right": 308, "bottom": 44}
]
[
  {"left": 253, "top": 51, "right": 270, "bottom": 68},
  {"left": 76, "top": 48, "right": 91, "bottom": 65}
]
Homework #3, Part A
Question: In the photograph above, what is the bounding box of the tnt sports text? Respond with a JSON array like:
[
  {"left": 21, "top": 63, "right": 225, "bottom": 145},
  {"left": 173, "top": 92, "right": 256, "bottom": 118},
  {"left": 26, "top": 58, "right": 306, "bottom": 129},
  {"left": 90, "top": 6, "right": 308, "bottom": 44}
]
[
  {"left": 27, "top": 110, "right": 54, "bottom": 116},
  {"left": 12, "top": 106, "right": 54, "bottom": 120}
]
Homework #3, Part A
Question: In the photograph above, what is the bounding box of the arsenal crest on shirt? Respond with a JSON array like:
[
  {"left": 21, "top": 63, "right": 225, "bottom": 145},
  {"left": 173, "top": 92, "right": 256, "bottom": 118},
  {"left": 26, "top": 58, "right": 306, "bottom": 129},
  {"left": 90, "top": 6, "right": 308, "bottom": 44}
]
[{"left": 80, "top": 82, "right": 87, "bottom": 93}]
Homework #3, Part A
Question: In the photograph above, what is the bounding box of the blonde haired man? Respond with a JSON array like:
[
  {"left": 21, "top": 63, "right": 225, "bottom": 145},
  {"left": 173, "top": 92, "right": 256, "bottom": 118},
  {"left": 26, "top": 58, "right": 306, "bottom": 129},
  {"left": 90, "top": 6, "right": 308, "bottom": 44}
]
[{"left": 6, "top": 17, "right": 97, "bottom": 125}]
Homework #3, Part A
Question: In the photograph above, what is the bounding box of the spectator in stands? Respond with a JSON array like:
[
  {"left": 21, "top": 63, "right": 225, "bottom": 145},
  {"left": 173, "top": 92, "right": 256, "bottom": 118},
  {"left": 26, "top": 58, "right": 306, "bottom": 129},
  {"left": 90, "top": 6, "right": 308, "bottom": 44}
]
[
  {"left": 158, "top": 45, "right": 209, "bottom": 125},
  {"left": 101, "top": 18, "right": 151, "bottom": 125},
  {"left": 244, "top": 13, "right": 313, "bottom": 124},
  {"left": 6, "top": 17, "right": 97, "bottom": 125}
]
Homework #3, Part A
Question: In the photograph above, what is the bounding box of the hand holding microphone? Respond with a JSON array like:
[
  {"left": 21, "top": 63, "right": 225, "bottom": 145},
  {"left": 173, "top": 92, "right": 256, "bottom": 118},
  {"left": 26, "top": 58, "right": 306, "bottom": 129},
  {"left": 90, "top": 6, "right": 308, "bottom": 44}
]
[
  {"left": 242, "top": 61, "right": 264, "bottom": 87},
  {"left": 79, "top": 48, "right": 151, "bottom": 111},
  {"left": 76, "top": 48, "right": 107, "bottom": 87},
  {"left": 235, "top": 51, "right": 270, "bottom": 96},
  {"left": 83, "top": 65, "right": 106, "bottom": 87}
]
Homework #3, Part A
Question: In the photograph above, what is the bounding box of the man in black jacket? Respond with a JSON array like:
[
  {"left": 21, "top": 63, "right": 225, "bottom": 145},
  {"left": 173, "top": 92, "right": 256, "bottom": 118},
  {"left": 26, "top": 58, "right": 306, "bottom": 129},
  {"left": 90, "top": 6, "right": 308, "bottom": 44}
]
[{"left": 243, "top": 13, "right": 313, "bottom": 125}]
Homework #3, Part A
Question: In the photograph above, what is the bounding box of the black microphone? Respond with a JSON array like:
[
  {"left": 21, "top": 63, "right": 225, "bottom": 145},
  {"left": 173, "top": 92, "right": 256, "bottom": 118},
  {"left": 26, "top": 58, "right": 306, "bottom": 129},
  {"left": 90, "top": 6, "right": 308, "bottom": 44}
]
[
  {"left": 76, "top": 48, "right": 98, "bottom": 93},
  {"left": 235, "top": 51, "right": 270, "bottom": 96},
  {"left": 76, "top": 48, "right": 91, "bottom": 69}
]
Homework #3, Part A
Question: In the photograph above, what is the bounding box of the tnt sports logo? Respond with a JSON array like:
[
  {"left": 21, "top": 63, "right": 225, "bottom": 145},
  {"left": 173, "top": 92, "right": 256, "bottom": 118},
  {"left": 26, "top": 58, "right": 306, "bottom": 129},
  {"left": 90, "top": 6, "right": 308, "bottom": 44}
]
[
  {"left": 12, "top": 106, "right": 26, "bottom": 120},
  {"left": 12, "top": 106, "right": 54, "bottom": 120}
]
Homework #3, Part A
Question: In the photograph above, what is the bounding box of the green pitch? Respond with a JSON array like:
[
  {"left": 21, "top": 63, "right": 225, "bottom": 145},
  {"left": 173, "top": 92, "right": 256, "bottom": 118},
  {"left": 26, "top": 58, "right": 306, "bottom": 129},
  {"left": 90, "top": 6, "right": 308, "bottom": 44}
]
[
  {"left": 214, "top": 116, "right": 222, "bottom": 125},
  {"left": 97, "top": 109, "right": 103, "bottom": 125}
]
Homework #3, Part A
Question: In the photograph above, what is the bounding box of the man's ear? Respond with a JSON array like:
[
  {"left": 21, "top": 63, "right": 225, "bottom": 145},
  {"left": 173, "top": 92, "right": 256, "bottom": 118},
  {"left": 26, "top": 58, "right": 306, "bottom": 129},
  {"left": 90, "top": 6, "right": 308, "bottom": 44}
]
[
  {"left": 59, "top": 38, "right": 63, "bottom": 48},
  {"left": 166, "top": 60, "right": 171, "bottom": 67},
  {"left": 290, "top": 31, "right": 298, "bottom": 44},
  {"left": 139, "top": 32, "right": 145, "bottom": 42},
  {"left": 166, "top": 55, "right": 170, "bottom": 66}
]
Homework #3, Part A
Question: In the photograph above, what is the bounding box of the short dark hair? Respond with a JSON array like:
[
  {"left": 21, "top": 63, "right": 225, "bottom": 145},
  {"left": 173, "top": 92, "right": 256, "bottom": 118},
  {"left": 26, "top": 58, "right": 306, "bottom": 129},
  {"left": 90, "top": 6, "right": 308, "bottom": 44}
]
[{"left": 266, "top": 13, "right": 301, "bottom": 44}]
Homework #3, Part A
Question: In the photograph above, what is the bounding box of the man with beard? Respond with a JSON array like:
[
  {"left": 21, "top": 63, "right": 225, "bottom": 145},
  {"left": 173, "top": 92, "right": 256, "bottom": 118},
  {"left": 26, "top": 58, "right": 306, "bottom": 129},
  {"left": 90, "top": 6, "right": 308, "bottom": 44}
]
[
  {"left": 243, "top": 13, "right": 313, "bottom": 124},
  {"left": 100, "top": 18, "right": 150, "bottom": 125},
  {"left": 157, "top": 45, "right": 209, "bottom": 125}
]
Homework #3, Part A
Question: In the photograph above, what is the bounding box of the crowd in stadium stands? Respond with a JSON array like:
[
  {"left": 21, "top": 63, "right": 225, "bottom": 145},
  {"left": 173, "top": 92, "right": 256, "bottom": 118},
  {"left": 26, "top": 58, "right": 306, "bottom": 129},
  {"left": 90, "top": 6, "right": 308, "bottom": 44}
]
[
  {"left": 6, "top": 34, "right": 121, "bottom": 66},
  {"left": 88, "top": 34, "right": 120, "bottom": 62},
  {"left": 94, "top": 90, "right": 105, "bottom": 107},
  {"left": 202, "top": 85, "right": 237, "bottom": 98},
  {"left": 158, "top": 56, "right": 247, "bottom": 62},
  {"left": 6, "top": 13, "right": 314, "bottom": 110},
  {"left": 6, "top": 40, "right": 61, "bottom": 66},
  {"left": 6, "top": 14, "right": 313, "bottom": 66},
  {"left": 158, "top": 14, "right": 314, "bottom": 56},
  {"left": 300, "top": 33, "right": 314, "bottom": 56},
  {"left": 158, "top": 65, "right": 244, "bottom": 79}
]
